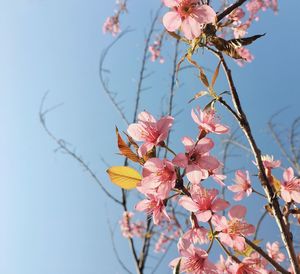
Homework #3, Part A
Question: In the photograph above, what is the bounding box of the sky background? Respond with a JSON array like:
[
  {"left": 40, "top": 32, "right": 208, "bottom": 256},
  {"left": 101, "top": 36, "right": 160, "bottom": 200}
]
[{"left": 1, "top": 0, "right": 300, "bottom": 273}]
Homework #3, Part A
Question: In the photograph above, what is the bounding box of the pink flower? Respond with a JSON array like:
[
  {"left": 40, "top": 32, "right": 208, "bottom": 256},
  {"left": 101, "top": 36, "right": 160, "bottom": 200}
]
[
  {"left": 191, "top": 107, "right": 229, "bottom": 135},
  {"left": 102, "top": 16, "right": 120, "bottom": 36},
  {"left": 231, "top": 253, "right": 268, "bottom": 274},
  {"left": 138, "top": 158, "right": 176, "bottom": 199},
  {"left": 179, "top": 185, "right": 230, "bottom": 222},
  {"left": 173, "top": 137, "right": 220, "bottom": 184},
  {"left": 228, "top": 7, "right": 245, "bottom": 22},
  {"left": 181, "top": 226, "right": 209, "bottom": 245},
  {"left": 211, "top": 164, "right": 227, "bottom": 186},
  {"left": 261, "top": 154, "right": 281, "bottom": 169},
  {"left": 216, "top": 255, "right": 236, "bottom": 274},
  {"left": 266, "top": 241, "right": 285, "bottom": 263},
  {"left": 212, "top": 205, "right": 255, "bottom": 251},
  {"left": 162, "top": 0, "right": 216, "bottom": 40},
  {"left": 236, "top": 47, "right": 254, "bottom": 66},
  {"left": 127, "top": 111, "right": 174, "bottom": 156},
  {"left": 148, "top": 40, "right": 165, "bottom": 63},
  {"left": 233, "top": 23, "right": 249, "bottom": 39},
  {"left": 280, "top": 167, "right": 300, "bottom": 203},
  {"left": 119, "top": 211, "right": 145, "bottom": 238},
  {"left": 228, "top": 170, "right": 252, "bottom": 201},
  {"left": 170, "top": 243, "right": 217, "bottom": 273},
  {"left": 135, "top": 194, "right": 170, "bottom": 225}
]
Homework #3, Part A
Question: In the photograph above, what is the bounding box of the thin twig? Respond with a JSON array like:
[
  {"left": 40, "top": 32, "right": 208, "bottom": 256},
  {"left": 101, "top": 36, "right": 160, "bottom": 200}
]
[
  {"left": 107, "top": 216, "right": 133, "bottom": 274},
  {"left": 254, "top": 210, "right": 268, "bottom": 240},
  {"left": 244, "top": 237, "right": 290, "bottom": 274},
  {"left": 217, "top": 0, "right": 248, "bottom": 22},
  {"left": 99, "top": 30, "right": 133, "bottom": 126},
  {"left": 214, "top": 51, "right": 300, "bottom": 274},
  {"left": 164, "top": 39, "right": 180, "bottom": 158},
  {"left": 39, "top": 92, "right": 122, "bottom": 205}
]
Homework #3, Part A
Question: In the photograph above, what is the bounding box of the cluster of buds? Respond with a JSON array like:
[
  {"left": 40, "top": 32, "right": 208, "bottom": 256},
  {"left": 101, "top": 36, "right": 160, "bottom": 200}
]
[{"left": 102, "top": 0, "right": 127, "bottom": 36}]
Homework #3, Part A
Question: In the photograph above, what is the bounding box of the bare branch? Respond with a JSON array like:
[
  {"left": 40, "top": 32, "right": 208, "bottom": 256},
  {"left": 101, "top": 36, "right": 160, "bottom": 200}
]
[
  {"left": 107, "top": 217, "right": 133, "bottom": 274},
  {"left": 99, "top": 29, "right": 133, "bottom": 126},
  {"left": 39, "top": 91, "right": 122, "bottom": 205}
]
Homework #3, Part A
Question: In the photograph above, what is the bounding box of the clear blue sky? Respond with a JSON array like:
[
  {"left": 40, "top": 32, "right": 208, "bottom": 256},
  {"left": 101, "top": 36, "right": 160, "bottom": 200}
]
[{"left": 1, "top": 0, "right": 299, "bottom": 273}]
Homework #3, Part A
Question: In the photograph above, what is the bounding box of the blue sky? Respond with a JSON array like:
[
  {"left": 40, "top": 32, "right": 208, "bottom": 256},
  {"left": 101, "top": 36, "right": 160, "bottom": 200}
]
[{"left": 1, "top": 0, "right": 300, "bottom": 273}]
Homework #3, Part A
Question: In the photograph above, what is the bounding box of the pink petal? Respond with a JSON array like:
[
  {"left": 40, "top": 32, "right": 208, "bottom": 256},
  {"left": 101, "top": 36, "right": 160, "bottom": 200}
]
[
  {"left": 228, "top": 184, "right": 243, "bottom": 193},
  {"left": 191, "top": 108, "right": 201, "bottom": 125},
  {"left": 135, "top": 200, "right": 149, "bottom": 211},
  {"left": 283, "top": 167, "right": 294, "bottom": 182},
  {"left": 181, "top": 16, "right": 201, "bottom": 40},
  {"left": 212, "top": 198, "right": 230, "bottom": 212},
  {"left": 233, "top": 191, "right": 246, "bottom": 201},
  {"left": 157, "top": 116, "right": 174, "bottom": 133},
  {"left": 182, "top": 136, "right": 194, "bottom": 147},
  {"left": 229, "top": 205, "right": 247, "bottom": 219},
  {"left": 127, "top": 123, "right": 145, "bottom": 141},
  {"left": 179, "top": 196, "right": 199, "bottom": 212},
  {"left": 199, "top": 155, "right": 219, "bottom": 170},
  {"left": 219, "top": 232, "right": 233, "bottom": 248},
  {"left": 143, "top": 158, "right": 162, "bottom": 173},
  {"left": 172, "top": 153, "right": 188, "bottom": 168},
  {"left": 196, "top": 138, "right": 214, "bottom": 153},
  {"left": 291, "top": 191, "right": 300, "bottom": 203},
  {"left": 163, "top": 11, "right": 182, "bottom": 32},
  {"left": 163, "top": 0, "right": 178, "bottom": 8},
  {"left": 281, "top": 189, "right": 291, "bottom": 203},
  {"left": 193, "top": 5, "right": 216, "bottom": 24},
  {"left": 186, "top": 165, "right": 205, "bottom": 184},
  {"left": 215, "top": 123, "right": 229, "bottom": 134},
  {"left": 138, "top": 142, "right": 154, "bottom": 157},
  {"left": 138, "top": 111, "right": 156, "bottom": 123},
  {"left": 196, "top": 210, "right": 212, "bottom": 222}
]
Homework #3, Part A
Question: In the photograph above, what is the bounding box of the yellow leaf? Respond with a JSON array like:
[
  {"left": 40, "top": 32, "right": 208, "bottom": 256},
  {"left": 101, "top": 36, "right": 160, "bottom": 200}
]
[{"left": 106, "top": 166, "right": 142, "bottom": 190}]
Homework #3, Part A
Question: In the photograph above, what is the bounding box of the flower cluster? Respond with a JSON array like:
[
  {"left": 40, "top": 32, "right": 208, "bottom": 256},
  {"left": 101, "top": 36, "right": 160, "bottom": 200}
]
[
  {"left": 104, "top": 1, "right": 300, "bottom": 273},
  {"left": 102, "top": 0, "right": 127, "bottom": 36}
]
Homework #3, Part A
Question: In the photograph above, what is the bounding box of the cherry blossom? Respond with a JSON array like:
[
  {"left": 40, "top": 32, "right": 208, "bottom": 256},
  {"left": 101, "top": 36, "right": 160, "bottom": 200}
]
[
  {"left": 231, "top": 252, "right": 268, "bottom": 274},
  {"left": 236, "top": 47, "right": 254, "bottom": 66},
  {"left": 179, "top": 185, "right": 230, "bottom": 222},
  {"left": 119, "top": 211, "right": 145, "bottom": 238},
  {"left": 181, "top": 226, "right": 209, "bottom": 245},
  {"left": 280, "top": 167, "right": 300, "bottom": 203},
  {"left": 162, "top": 0, "right": 216, "bottom": 40},
  {"left": 212, "top": 205, "right": 255, "bottom": 251},
  {"left": 149, "top": 40, "right": 165, "bottom": 63},
  {"left": 266, "top": 241, "right": 285, "bottom": 263},
  {"left": 173, "top": 136, "right": 220, "bottom": 184},
  {"left": 102, "top": 16, "right": 120, "bottom": 36},
  {"left": 138, "top": 158, "right": 176, "bottom": 199},
  {"left": 228, "top": 170, "right": 252, "bottom": 201},
  {"left": 170, "top": 242, "right": 217, "bottom": 273},
  {"left": 191, "top": 107, "right": 229, "bottom": 135},
  {"left": 135, "top": 194, "right": 170, "bottom": 225},
  {"left": 127, "top": 111, "right": 174, "bottom": 156}
]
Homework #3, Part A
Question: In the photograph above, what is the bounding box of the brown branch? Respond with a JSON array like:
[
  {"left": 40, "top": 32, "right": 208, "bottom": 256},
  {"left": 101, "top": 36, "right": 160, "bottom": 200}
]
[
  {"left": 132, "top": 5, "right": 163, "bottom": 123},
  {"left": 217, "top": 0, "right": 248, "bottom": 22},
  {"left": 107, "top": 216, "right": 133, "bottom": 274},
  {"left": 39, "top": 92, "right": 122, "bottom": 205},
  {"left": 254, "top": 210, "right": 268, "bottom": 240},
  {"left": 164, "top": 38, "right": 180, "bottom": 158},
  {"left": 99, "top": 30, "right": 132, "bottom": 126},
  {"left": 214, "top": 51, "right": 300, "bottom": 274},
  {"left": 244, "top": 237, "right": 290, "bottom": 274}
]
